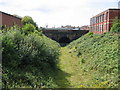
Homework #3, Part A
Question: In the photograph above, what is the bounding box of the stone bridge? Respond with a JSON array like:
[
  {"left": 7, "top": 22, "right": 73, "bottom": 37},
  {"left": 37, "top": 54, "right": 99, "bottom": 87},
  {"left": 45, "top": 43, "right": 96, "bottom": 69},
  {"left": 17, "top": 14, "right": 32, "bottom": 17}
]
[{"left": 42, "top": 28, "right": 89, "bottom": 46}]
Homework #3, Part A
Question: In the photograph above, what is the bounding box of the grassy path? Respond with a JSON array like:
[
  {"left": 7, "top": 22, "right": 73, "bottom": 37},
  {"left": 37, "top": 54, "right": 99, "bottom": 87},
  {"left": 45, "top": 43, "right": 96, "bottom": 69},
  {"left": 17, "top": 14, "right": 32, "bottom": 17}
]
[{"left": 55, "top": 47, "right": 87, "bottom": 88}]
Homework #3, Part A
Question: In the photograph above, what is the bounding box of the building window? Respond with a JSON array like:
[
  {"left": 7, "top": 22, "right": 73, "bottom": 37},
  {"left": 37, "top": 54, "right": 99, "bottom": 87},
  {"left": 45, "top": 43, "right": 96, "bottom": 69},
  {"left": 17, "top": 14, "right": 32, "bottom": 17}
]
[
  {"left": 96, "top": 26, "right": 97, "bottom": 31},
  {"left": 101, "top": 15, "right": 102, "bottom": 22},
  {"left": 93, "top": 17, "right": 94, "bottom": 24},
  {"left": 103, "top": 14, "right": 104, "bottom": 22},
  {"left": 97, "top": 16, "right": 98, "bottom": 23},
  {"left": 102, "top": 24, "right": 103, "bottom": 32},
  {"left": 100, "top": 16, "right": 101, "bottom": 22},
  {"left": 93, "top": 17, "right": 95, "bottom": 24},
  {"left": 91, "top": 18, "right": 93, "bottom": 24},
  {"left": 98, "top": 16, "right": 99, "bottom": 23},
  {"left": 101, "top": 24, "right": 102, "bottom": 32},
  {"left": 100, "top": 25, "right": 101, "bottom": 32},
  {"left": 99, "top": 16, "right": 101, "bottom": 23},
  {"left": 106, "top": 12, "right": 108, "bottom": 21},
  {"left": 106, "top": 23, "right": 108, "bottom": 32},
  {"left": 97, "top": 25, "right": 99, "bottom": 31},
  {"left": 95, "top": 25, "right": 96, "bottom": 31},
  {"left": 94, "top": 17, "right": 96, "bottom": 24},
  {"left": 96, "top": 17, "right": 97, "bottom": 23}
]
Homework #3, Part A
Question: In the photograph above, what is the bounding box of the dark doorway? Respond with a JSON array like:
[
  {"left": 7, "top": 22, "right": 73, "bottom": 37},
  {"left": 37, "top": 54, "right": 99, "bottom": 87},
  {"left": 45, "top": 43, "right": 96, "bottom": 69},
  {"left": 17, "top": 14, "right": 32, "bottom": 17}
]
[{"left": 59, "top": 37, "right": 70, "bottom": 46}]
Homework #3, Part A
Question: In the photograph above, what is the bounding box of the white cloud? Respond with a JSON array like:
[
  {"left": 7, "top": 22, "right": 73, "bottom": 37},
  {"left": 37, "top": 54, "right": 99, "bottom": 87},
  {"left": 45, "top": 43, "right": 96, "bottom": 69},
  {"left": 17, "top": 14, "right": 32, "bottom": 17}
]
[{"left": 0, "top": 0, "right": 119, "bottom": 27}]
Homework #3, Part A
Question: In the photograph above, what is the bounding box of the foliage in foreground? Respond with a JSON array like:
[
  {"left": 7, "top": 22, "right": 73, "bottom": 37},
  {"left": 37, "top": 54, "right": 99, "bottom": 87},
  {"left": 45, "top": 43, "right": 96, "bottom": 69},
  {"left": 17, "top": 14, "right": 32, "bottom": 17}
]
[
  {"left": 67, "top": 32, "right": 119, "bottom": 88},
  {"left": 2, "top": 28, "right": 60, "bottom": 88},
  {"left": 110, "top": 17, "right": 120, "bottom": 33}
]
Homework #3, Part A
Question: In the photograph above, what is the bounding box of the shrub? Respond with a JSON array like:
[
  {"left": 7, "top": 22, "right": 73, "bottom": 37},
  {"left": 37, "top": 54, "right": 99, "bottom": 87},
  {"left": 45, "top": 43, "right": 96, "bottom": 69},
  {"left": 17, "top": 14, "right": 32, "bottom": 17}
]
[
  {"left": 110, "top": 17, "right": 120, "bottom": 33},
  {"left": 110, "top": 23, "right": 120, "bottom": 33},
  {"left": 2, "top": 28, "right": 60, "bottom": 88},
  {"left": 22, "top": 24, "right": 35, "bottom": 35}
]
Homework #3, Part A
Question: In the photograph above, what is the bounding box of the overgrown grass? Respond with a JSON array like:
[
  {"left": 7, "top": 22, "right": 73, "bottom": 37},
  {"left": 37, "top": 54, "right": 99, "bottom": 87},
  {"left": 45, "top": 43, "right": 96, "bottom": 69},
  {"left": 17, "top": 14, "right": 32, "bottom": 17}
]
[{"left": 67, "top": 32, "right": 119, "bottom": 88}]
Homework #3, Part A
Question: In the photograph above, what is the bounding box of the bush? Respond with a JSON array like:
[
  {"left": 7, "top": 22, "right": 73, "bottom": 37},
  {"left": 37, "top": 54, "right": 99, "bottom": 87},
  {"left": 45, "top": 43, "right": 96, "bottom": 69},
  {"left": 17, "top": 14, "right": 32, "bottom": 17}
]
[
  {"left": 2, "top": 28, "right": 60, "bottom": 88},
  {"left": 22, "top": 24, "right": 35, "bottom": 35},
  {"left": 110, "top": 23, "right": 120, "bottom": 33},
  {"left": 110, "top": 17, "right": 120, "bottom": 33}
]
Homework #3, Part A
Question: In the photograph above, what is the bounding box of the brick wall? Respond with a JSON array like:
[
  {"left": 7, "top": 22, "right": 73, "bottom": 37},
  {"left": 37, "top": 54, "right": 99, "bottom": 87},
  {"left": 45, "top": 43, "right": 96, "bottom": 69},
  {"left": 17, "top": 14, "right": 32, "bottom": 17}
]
[
  {"left": 80, "top": 25, "right": 89, "bottom": 30},
  {"left": 0, "top": 11, "right": 22, "bottom": 28}
]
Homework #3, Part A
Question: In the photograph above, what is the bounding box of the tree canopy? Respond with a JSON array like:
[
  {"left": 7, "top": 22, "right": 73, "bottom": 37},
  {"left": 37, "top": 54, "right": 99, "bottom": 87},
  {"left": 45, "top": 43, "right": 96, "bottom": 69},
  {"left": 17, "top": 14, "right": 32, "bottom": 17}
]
[
  {"left": 22, "top": 16, "right": 38, "bottom": 30},
  {"left": 110, "top": 17, "right": 120, "bottom": 33}
]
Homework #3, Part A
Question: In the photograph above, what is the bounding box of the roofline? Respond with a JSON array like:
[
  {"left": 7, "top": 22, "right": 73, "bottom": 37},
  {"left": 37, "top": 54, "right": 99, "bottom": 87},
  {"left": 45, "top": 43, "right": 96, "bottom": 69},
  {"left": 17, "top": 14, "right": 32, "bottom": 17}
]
[
  {"left": 44, "top": 27, "right": 80, "bottom": 30},
  {"left": 104, "top": 8, "right": 120, "bottom": 13},
  {"left": 90, "top": 8, "right": 120, "bottom": 19},
  {"left": 0, "top": 11, "right": 22, "bottom": 20}
]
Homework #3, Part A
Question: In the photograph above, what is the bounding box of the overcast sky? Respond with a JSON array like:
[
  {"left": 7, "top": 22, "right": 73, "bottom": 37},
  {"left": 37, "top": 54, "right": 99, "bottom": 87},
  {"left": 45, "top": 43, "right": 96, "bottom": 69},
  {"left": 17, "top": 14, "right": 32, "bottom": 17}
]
[{"left": 0, "top": 0, "right": 119, "bottom": 27}]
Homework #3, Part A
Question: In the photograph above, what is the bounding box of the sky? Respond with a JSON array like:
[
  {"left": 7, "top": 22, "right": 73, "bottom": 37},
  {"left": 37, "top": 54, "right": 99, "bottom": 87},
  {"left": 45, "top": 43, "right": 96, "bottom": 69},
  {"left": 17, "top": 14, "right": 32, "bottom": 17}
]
[{"left": 0, "top": 0, "right": 119, "bottom": 28}]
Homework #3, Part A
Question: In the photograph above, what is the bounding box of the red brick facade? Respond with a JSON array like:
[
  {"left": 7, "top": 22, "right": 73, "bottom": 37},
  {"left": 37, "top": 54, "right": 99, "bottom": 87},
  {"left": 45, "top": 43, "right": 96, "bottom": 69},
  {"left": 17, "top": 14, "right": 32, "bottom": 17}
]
[
  {"left": 90, "top": 9, "right": 120, "bottom": 34},
  {"left": 80, "top": 25, "right": 89, "bottom": 30},
  {"left": 0, "top": 11, "right": 22, "bottom": 28}
]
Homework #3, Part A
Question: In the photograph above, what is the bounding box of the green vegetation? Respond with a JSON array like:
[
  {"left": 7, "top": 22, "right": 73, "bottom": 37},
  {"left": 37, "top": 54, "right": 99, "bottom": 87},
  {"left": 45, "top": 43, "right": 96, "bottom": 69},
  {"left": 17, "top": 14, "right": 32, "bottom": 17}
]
[
  {"left": 22, "top": 23, "right": 36, "bottom": 35},
  {"left": 22, "top": 16, "right": 38, "bottom": 30},
  {"left": 2, "top": 29, "right": 119, "bottom": 88},
  {"left": 66, "top": 32, "right": 119, "bottom": 88},
  {"left": 58, "top": 47, "right": 85, "bottom": 87},
  {"left": 2, "top": 26, "right": 60, "bottom": 88},
  {"left": 110, "top": 17, "right": 120, "bottom": 33},
  {"left": 2, "top": 15, "right": 119, "bottom": 89}
]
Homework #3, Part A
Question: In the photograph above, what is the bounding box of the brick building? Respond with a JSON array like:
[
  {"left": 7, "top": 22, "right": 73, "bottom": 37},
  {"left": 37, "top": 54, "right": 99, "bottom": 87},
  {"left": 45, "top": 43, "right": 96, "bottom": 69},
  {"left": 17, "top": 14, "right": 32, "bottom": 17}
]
[
  {"left": 80, "top": 25, "right": 89, "bottom": 30},
  {"left": 90, "top": 9, "right": 120, "bottom": 34},
  {"left": 0, "top": 11, "right": 22, "bottom": 28}
]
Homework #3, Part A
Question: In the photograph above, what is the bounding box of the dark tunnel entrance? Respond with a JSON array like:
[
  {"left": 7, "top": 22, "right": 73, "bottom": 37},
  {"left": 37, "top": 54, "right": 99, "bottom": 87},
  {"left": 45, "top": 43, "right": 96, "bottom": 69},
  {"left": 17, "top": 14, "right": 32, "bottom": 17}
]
[{"left": 59, "top": 37, "right": 70, "bottom": 46}]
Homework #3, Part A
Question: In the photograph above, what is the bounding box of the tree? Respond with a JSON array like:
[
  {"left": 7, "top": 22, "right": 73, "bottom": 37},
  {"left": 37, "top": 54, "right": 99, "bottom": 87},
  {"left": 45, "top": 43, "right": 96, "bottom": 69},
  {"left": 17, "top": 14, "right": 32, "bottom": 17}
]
[
  {"left": 110, "top": 17, "right": 120, "bottom": 33},
  {"left": 22, "top": 24, "right": 35, "bottom": 35},
  {"left": 22, "top": 16, "right": 34, "bottom": 25},
  {"left": 22, "top": 16, "right": 38, "bottom": 30}
]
